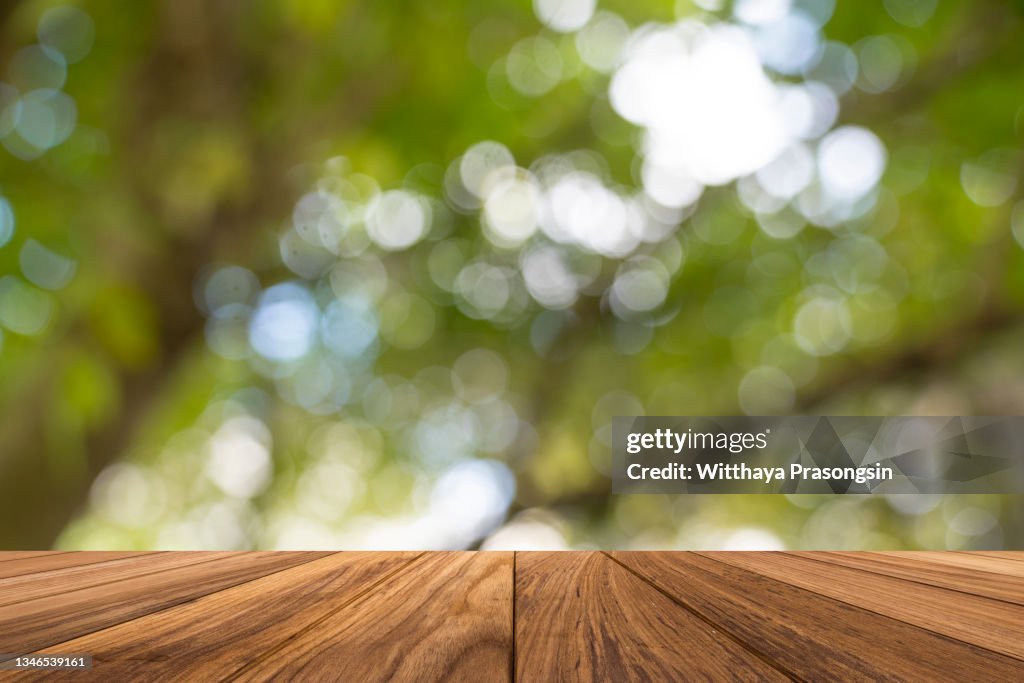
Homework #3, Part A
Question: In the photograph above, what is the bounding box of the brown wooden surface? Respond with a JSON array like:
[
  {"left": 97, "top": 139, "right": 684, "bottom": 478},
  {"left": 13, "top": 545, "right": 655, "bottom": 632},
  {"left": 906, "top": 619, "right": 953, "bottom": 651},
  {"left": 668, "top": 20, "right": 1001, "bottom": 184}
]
[
  {"left": 0, "top": 552, "right": 328, "bottom": 655},
  {"left": 787, "top": 550, "right": 1024, "bottom": 604},
  {"left": 235, "top": 552, "right": 513, "bottom": 682},
  {"left": 22, "top": 552, "right": 422, "bottom": 682},
  {"left": 0, "top": 553, "right": 151, "bottom": 581},
  {"left": 706, "top": 551, "right": 1024, "bottom": 659},
  {"left": 0, "top": 551, "right": 1022, "bottom": 681},
  {"left": 611, "top": 552, "right": 1024, "bottom": 681},
  {"left": 514, "top": 552, "right": 787, "bottom": 681}
]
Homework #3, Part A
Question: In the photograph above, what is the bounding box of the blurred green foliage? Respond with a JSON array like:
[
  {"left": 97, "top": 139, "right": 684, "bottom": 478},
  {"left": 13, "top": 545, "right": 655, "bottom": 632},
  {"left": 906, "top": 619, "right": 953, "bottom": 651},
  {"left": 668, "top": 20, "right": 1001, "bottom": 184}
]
[{"left": 0, "top": 0, "right": 1022, "bottom": 550}]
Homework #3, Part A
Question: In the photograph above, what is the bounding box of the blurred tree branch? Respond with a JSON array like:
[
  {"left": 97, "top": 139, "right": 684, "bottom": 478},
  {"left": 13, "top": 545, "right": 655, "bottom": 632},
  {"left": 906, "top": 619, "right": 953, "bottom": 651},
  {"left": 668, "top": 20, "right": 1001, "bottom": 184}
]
[
  {"left": 798, "top": 0, "right": 1024, "bottom": 412},
  {"left": 0, "top": 0, "right": 412, "bottom": 549},
  {"left": 841, "top": 1, "right": 1021, "bottom": 125},
  {"left": 0, "top": 0, "right": 273, "bottom": 548},
  {"left": 0, "top": 0, "right": 20, "bottom": 27},
  {"left": 796, "top": 146, "right": 1024, "bottom": 411},
  {"left": 794, "top": 306, "right": 1024, "bottom": 411}
]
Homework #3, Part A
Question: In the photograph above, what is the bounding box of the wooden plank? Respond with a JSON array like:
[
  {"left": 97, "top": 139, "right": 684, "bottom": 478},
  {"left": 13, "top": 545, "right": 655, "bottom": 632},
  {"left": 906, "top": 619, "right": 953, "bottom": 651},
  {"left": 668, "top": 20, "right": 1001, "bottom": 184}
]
[
  {"left": 17, "top": 553, "right": 420, "bottom": 682},
  {"left": 707, "top": 551, "right": 1024, "bottom": 660},
  {"left": 0, "top": 552, "right": 157, "bottom": 581},
  {"left": 0, "top": 552, "right": 67, "bottom": 563},
  {"left": 0, "top": 551, "right": 327, "bottom": 655},
  {"left": 612, "top": 552, "right": 1024, "bottom": 681},
  {"left": 788, "top": 551, "right": 1024, "bottom": 606},
  {"left": 0, "top": 552, "right": 234, "bottom": 608},
  {"left": 0, "top": 550, "right": 1019, "bottom": 680},
  {"left": 233, "top": 552, "right": 513, "bottom": 682},
  {"left": 960, "top": 551, "right": 1024, "bottom": 562},
  {"left": 515, "top": 552, "right": 788, "bottom": 681},
  {"left": 880, "top": 551, "right": 1024, "bottom": 577}
]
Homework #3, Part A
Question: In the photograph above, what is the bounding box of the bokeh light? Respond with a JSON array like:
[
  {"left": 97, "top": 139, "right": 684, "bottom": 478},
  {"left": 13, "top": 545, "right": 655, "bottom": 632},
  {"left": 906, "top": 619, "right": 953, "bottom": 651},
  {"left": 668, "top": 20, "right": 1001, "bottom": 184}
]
[{"left": 0, "top": 0, "right": 1014, "bottom": 555}]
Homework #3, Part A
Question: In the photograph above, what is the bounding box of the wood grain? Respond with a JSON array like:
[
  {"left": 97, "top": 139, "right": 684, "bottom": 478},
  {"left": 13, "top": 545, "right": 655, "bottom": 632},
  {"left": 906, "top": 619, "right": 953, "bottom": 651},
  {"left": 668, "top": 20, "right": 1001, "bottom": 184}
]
[
  {"left": 612, "top": 551, "right": 1024, "bottom": 681},
  {"left": 233, "top": 552, "right": 513, "bottom": 683},
  {"left": 0, "top": 551, "right": 327, "bottom": 654},
  {"left": 16, "top": 552, "right": 420, "bottom": 682},
  {"left": 705, "top": 551, "right": 1024, "bottom": 659},
  {"left": 0, "top": 552, "right": 156, "bottom": 581},
  {"left": 0, "top": 552, "right": 70, "bottom": 563},
  {"left": 0, "top": 552, "right": 223, "bottom": 607},
  {"left": 0, "top": 550, "right": 1021, "bottom": 681},
  {"left": 960, "top": 551, "right": 1024, "bottom": 563},
  {"left": 0, "top": 553, "right": 146, "bottom": 580},
  {"left": 788, "top": 551, "right": 1024, "bottom": 605},
  {"left": 514, "top": 552, "right": 789, "bottom": 681},
  {"left": 879, "top": 551, "right": 1024, "bottom": 577}
]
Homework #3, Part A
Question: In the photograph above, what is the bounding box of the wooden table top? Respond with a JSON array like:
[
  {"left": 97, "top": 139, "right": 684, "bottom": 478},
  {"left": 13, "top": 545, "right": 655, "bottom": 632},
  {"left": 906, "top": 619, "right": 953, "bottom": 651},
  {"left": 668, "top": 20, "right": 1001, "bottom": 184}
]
[{"left": 0, "top": 550, "right": 1022, "bottom": 681}]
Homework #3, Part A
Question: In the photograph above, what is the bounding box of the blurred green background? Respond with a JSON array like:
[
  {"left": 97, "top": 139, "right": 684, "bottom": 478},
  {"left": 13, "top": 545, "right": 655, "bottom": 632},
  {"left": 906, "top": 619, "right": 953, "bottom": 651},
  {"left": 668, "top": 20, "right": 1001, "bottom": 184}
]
[{"left": 1, "top": 0, "right": 1022, "bottom": 551}]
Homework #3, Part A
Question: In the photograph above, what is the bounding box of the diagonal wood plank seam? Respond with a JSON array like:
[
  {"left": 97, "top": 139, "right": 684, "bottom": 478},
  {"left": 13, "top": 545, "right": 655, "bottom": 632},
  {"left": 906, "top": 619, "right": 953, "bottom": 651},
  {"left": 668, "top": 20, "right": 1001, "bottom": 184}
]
[
  {"left": 599, "top": 552, "right": 804, "bottom": 681},
  {"left": 0, "top": 552, "right": 165, "bottom": 582},
  {"left": 0, "top": 553, "right": 181, "bottom": 608},
  {"left": 0, "top": 553, "right": 331, "bottom": 660},
  {"left": 695, "top": 552, "right": 1021, "bottom": 660},
  {"left": 2, "top": 551, "right": 1023, "bottom": 680},
  {"left": 777, "top": 551, "right": 1024, "bottom": 608},
  {"left": 959, "top": 551, "right": 1024, "bottom": 563},
  {"left": 698, "top": 552, "right": 1023, "bottom": 661},
  {"left": 792, "top": 552, "right": 1024, "bottom": 605},
  {"left": 225, "top": 552, "right": 425, "bottom": 681},
  {"left": 882, "top": 551, "right": 1024, "bottom": 578},
  {"left": 0, "top": 552, "right": 72, "bottom": 565},
  {"left": 612, "top": 552, "right": 1024, "bottom": 679},
  {"left": 0, "top": 553, "right": 269, "bottom": 611}
]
